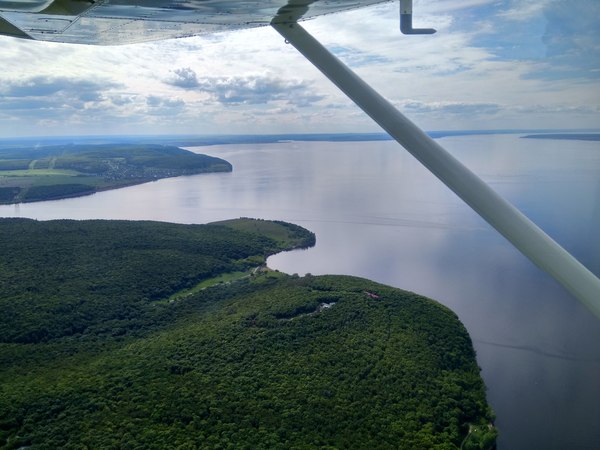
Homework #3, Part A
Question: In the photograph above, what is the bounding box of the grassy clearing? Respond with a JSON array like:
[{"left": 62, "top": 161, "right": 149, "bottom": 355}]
[
  {"left": 30, "top": 175, "right": 104, "bottom": 186},
  {"left": 214, "top": 218, "right": 293, "bottom": 243},
  {"left": 165, "top": 270, "right": 254, "bottom": 303},
  {"left": 461, "top": 423, "right": 497, "bottom": 450},
  {"left": 0, "top": 175, "right": 102, "bottom": 190},
  {"left": 0, "top": 169, "right": 79, "bottom": 177},
  {"left": 212, "top": 218, "right": 315, "bottom": 250},
  {"left": 164, "top": 266, "right": 293, "bottom": 304}
]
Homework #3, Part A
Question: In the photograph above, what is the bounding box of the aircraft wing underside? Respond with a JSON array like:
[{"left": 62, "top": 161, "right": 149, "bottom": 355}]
[{"left": 0, "top": 0, "right": 389, "bottom": 44}]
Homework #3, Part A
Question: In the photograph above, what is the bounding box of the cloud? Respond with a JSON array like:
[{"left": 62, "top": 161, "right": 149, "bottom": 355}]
[
  {"left": 469, "top": 0, "right": 600, "bottom": 80},
  {"left": 511, "top": 104, "right": 600, "bottom": 115},
  {"left": 329, "top": 46, "right": 390, "bottom": 67},
  {"left": 146, "top": 95, "right": 162, "bottom": 107},
  {"left": 144, "top": 95, "right": 186, "bottom": 117},
  {"left": 0, "top": 75, "right": 186, "bottom": 134},
  {"left": 166, "top": 67, "right": 199, "bottom": 88},
  {"left": 0, "top": 76, "right": 121, "bottom": 123},
  {"left": 540, "top": 0, "right": 600, "bottom": 78},
  {"left": 398, "top": 100, "right": 502, "bottom": 115},
  {"left": 109, "top": 95, "right": 136, "bottom": 106},
  {"left": 420, "top": 0, "right": 496, "bottom": 14},
  {"left": 146, "top": 95, "right": 184, "bottom": 108},
  {"left": 498, "top": 0, "right": 549, "bottom": 21},
  {"left": 165, "top": 72, "right": 325, "bottom": 107},
  {"left": 1, "top": 76, "right": 117, "bottom": 102}
]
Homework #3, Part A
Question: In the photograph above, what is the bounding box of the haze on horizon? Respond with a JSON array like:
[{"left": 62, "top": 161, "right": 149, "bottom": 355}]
[{"left": 0, "top": 0, "right": 598, "bottom": 138}]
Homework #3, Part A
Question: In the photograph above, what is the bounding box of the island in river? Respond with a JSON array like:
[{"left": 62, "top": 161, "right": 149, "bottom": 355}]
[
  {"left": 0, "top": 217, "right": 496, "bottom": 449},
  {"left": 0, "top": 143, "right": 231, "bottom": 204}
]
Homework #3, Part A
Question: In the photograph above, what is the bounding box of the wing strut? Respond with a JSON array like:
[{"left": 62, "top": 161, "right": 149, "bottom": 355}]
[{"left": 270, "top": 16, "right": 600, "bottom": 318}]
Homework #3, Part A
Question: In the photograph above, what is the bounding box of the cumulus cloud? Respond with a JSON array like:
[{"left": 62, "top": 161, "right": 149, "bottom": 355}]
[
  {"left": 146, "top": 96, "right": 161, "bottom": 107},
  {"left": 146, "top": 95, "right": 184, "bottom": 108},
  {"left": 166, "top": 67, "right": 199, "bottom": 88},
  {"left": 165, "top": 71, "right": 325, "bottom": 107},
  {"left": 1, "top": 76, "right": 116, "bottom": 103},
  {"left": 0, "top": 76, "right": 121, "bottom": 123},
  {"left": 109, "top": 94, "right": 136, "bottom": 106},
  {"left": 0, "top": 75, "right": 187, "bottom": 134}
]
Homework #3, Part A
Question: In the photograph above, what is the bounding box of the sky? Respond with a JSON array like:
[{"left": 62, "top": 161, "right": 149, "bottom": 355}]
[{"left": 0, "top": 0, "right": 598, "bottom": 137}]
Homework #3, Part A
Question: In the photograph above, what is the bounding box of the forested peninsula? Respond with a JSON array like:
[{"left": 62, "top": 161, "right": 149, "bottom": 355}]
[
  {"left": 0, "top": 144, "right": 231, "bottom": 204},
  {"left": 0, "top": 218, "right": 496, "bottom": 449}
]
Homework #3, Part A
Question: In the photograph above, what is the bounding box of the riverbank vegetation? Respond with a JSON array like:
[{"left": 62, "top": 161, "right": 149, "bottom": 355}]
[
  {"left": 0, "top": 144, "right": 231, "bottom": 204},
  {"left": 0, "top": 218, "right": 495, "bottom": 449}
]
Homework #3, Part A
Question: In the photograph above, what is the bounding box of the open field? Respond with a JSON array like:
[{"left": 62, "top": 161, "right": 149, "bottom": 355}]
[
  {"left": 213, "top": 218, "right": 316, "bottom": 249},
  {"left": 0, "top": 169, "right": 79, "bottom": 177}
]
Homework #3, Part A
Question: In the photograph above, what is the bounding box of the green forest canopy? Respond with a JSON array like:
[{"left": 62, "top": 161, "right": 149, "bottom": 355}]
[{"left": 0, "top": 218, "right": 495, "bottom": 449}]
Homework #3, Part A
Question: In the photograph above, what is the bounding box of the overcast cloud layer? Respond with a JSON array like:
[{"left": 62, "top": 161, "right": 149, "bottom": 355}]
[{"left": 0, "top": 0, "right": 598, "bottom": 137}]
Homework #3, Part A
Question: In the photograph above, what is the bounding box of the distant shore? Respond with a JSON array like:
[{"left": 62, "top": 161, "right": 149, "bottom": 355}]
[
  {"left": 3, "top": 129, "right": 599, "bottom": 149},
  {"left": 521, "top": 133, "right": 600, "bottom": 141}
]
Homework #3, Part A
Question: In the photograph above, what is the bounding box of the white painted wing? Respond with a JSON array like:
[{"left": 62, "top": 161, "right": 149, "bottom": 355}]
[{"left": 0, "top": 0, "right": 389, "bottom": 44}]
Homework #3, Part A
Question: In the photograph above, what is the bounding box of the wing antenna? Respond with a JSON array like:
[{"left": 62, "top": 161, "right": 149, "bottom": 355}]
[{"left": 400, "top": 0, "right": 436, "bottom": 34}]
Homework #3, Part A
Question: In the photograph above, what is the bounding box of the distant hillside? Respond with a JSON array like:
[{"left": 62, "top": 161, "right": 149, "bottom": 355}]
[
  {"left": 0, "top": 218, "right": 495, "bottom": 449},
  {"left": 0, "top": 144, "right": 231, "bottom": 204}
]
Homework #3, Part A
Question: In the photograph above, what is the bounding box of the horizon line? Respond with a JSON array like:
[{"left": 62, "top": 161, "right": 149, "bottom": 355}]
[{"left": 1, "top": 128, "right": 599, "bottom": 146}]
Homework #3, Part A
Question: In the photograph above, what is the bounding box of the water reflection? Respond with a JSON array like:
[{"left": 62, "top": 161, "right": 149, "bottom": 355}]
[{"left": 1, "top": 135, "right": 599, "bottom": 449}]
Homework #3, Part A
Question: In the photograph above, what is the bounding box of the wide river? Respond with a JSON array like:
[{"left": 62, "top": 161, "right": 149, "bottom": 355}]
[{"left": 2, "top": 134, "right": 599, "bottom": 449}]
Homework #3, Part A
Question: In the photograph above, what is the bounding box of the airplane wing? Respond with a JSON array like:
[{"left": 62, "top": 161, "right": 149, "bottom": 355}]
[{"left": 0, "top": 0, "right": 389, "bottom": 44}]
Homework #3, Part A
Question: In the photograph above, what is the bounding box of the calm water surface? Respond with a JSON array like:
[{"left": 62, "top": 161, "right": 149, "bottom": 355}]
[{"left": 2, "top": 135, "right": 599, "bottom": 449}]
